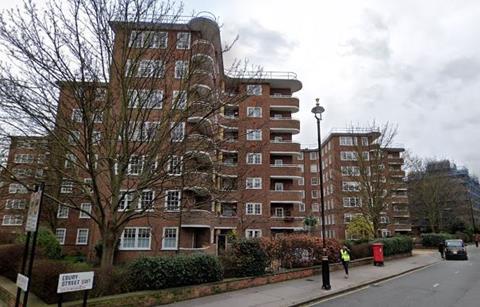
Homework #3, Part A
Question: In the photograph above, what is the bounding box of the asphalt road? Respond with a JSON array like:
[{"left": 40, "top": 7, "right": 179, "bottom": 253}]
[{"left": 311, "top": 246, "right": 480, "bottom": 307}]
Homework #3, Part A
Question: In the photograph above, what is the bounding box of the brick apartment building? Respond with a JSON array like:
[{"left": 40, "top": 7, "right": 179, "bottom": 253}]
[
  {"left": 300, "top": 129, "right": 411, "bottom": 240},
  {"left": 0, "top": 16, "right": 311, "bottom": 261}
]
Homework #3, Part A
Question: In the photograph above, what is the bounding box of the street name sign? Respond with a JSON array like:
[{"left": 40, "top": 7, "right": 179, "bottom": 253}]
[{"left": 57, "top": 272, "right": 94, "bottom": 293}]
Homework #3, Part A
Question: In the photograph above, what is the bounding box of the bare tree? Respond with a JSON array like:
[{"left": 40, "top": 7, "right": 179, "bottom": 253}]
[
  {"left": 0, "top": 0, "right": 257, "bottom": 268},
  {"left": 406, "top": 157, "right": 465, "bottom": 233},
  {"left": 346, "top": 123, "right": 399, "bottom": 238}
]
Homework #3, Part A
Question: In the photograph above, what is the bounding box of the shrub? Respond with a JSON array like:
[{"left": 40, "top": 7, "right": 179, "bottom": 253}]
[
  {"left": 30, "top": 259, "right": 70, "bottom": 304},
  {"left": 347, "top": 242, "right": 371, "bottom": 260},
  {"left": 16, "top": 227, "right": 62, "bottom": 259},
  {"left": 128, "top": 254, "right": 223, "bottom": 291},
  {"left": 0, "top": 232, "right": 18, "bottom": 244},
  {"left": 90, "top": 267, "right": 132, "bottom": 297},
  {"left": 261, "top": 234, "right": 341, "bottom": 269},
  {"left": 222, "top": 239, "right": 269, "bottom": 277},
  {"left": 374, "top": 236, "right": 413, "bottom": 256},
  {"left": 0, "top": 244, "right": 23, "bottom": 280},
  {"left": 421, "top": 233, "right": 455, "bottom": 247}
]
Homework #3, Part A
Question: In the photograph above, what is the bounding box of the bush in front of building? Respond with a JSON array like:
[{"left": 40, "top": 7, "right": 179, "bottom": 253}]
[
  {"left": 344, "top": 241, "right": 372, "bottom": 260},
  {"left": 220, "top": 239, "right": 269, "bottom": 278},
  {"left": 16, "top": 227, "right": 62, "bottom": 259},
  {"left": 260, "top": 234, "right": 341, "bottom": 269},
  {"left": 127, "top": 254, "right": 223, "bottom": 291},
  {"left": 0, "top": 244, "right": 23, "bottom": 280},
  {"left": 373, "top": 236, "right": 413, "bottom": 256},
  {"left": 421, "top": 233, "right": 455, "bottom": 247}
]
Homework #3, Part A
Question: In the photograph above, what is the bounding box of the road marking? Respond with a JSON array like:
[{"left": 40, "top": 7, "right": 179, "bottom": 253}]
[
  {"left": 433, "top": 283, "right": 439, "bottom": 288},
  {"left": 303, "top": 286, "right": 370, "bottom": 306}
]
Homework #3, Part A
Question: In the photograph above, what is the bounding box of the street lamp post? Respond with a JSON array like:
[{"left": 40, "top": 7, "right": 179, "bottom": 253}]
[{"left": 311, "top": 98, "right": 331, "bottom": 290}]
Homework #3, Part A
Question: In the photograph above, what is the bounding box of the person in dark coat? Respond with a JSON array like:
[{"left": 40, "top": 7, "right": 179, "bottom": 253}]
[{"left": 438, "top": 241, "right": 445, "bottom": 259}]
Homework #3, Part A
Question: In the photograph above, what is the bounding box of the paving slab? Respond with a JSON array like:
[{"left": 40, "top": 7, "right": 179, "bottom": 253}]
[{"left": 162, "top": 250, "right": 440, "bottom": 307}]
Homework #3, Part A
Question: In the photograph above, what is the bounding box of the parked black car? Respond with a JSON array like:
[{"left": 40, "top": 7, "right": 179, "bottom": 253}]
[{"left": 444, "top": 239, "right": 468, "bottom": 260}]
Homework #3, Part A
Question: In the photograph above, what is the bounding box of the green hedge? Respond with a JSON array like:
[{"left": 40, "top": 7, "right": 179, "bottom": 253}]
[
  {"left": 373, "top": 236, "right": 413, "bottom": 257},
  {"left": 421, "top": 233, "right": 455, "bottom": 247},
  {"left": 128, "top": 254, "right": 223, "bottom": 291},
  {"left": 16, "top": 227, "right": 62, "bottom": 259},
  {"left": 220, "top": 239, "right": 268, "bottom": 278}
]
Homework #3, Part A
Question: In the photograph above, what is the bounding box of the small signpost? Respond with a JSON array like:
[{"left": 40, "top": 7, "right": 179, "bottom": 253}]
[
  {"left": 15, "top": 183, "right": 45, "bottom": 307},
  {"left": 57, "top": 272, "right": 94, "bottom": 307},
  {"left": 16, "top": 274, "right": 29, "bottom": 292}
]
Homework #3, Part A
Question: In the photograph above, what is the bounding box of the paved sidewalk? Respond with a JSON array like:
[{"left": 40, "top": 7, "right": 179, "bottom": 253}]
[{"left": 163, "top": 250, "right": 440, "bottom": 307}]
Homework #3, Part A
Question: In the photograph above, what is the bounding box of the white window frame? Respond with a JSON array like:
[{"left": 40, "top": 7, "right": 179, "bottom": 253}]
[
  {"left": 309, "top": 152, "right": 318, "bottom": 160},
  {"left": 9, "top": 183, "right": 28, "bottom": 194},
  {"left": 60, "top": 180, "right": 73, "bottom": 193},
  {"left": 310, "top": 164, "right": 318, "bottom": 173},
  {"left": 311, "top": 177, "right": 319, "bottom": 185},
  {"left": 119, "top": 227, "right": 152, "bottom": 250},
  {"left": 71, "top": 109, "right": 83, "bottom": 122},
  {"left": 246, "top": 84, "right": 262, "bottom": 96},
  {"left": 343, "top": 197, "right": 361, "bottom": 207},
  {"left": 274, "top": 182, "right": 284, "bottom": 191},
  {"left": 127, "top": 155, "right": 144, "bottom": 175},
  {"left": 312, "top": 203, "right": 320, "bottom": 212},
  {"left": 167, "top": 155, "right": 183, "bottom": 175},
  {"left": 57, "top": 205, "right": 69, "bottom": 219},
  {"left": 76, "top": 228, "right": 89, "bottom": 245},
  {"left": 2, "top": 215, "right": 23, "bottom": 226},
  {"left": 341, "top": 166, "right": 360, "bottom": 176},
  {"left": 165, "top": 190, "right": 181, "bottom": 211},
  {"left": 171, "top": 122, "right": 185, "bottom": 142},
  {"left": 56, "top": 228, "right": 66, "bottom": 245},
  {"left": 340, "top": 151, "right": 358, "bottom": 161},
  {"left": 5, "top": 199, "right": 27, "bottom": 210},
  {"left": 298, "top": 177, "right": 304, "bottom": 186},
  {"left": 342, "top": 181, "right": 361, "bottom": 192},
  {"left": 246, "top": 203, "right": 262, "bottom": 215},
  {"left": 174, "top": 60, "right": 189, "bottom": 79},
  {"left": 172, "top": 90, "right": 187, "bottom": 109},
  {"left": 14, "top": 154, "right": 34, "bottom": 164},
  {"left": 246, "top": 177, "right": 262, "bottom": 189},
  {"left": 299, "top": 203, "right": 306, "bottom": 212},
  {"left": 176, "top": 32, "right": 191, "bottom": 49},
  {"left": 79, "top": 203, "right": 92, "bottom": 219},
  {"left": 246, "top": 107, "right": 262, "bottom": 118},
  {"left": 246, "top": 129, "right": 262, "bottom": 141},
  {"left": 245, "top": 229, "right": 262, "bottom": 238},
  {"left": 246, "top": 153, "right": 262, "bottom": 165},
  {"left": 137, "top": 59, "right": 164, "bottom": 78},
  {"left": 162, "top": 227, "right": 179, "bottom": 250},
  {"left": 274, "top": 207, "right": 284, "bottom": 217},
  {"left": 311, "top": 190, "right": 319, "bottom": 199}
]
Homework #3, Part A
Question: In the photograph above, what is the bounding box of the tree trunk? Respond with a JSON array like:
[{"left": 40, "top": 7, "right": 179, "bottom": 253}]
[{"left": 100, "top": 231, "right": 118, "bottom": 269}]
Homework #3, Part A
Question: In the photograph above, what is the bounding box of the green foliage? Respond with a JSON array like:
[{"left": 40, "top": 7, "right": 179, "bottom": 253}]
[
  {"left": 345, "top": 216, "right": 374, "bottom": 240},
  {"left": 220, "top": 239, "right": 268, "bottom": 277},
  {"left": 344, "top": 241, "right": 371, "bottom": 259},
  {"left": 303, "top": 216, "right": 318, "bottom": 227},
  {"left": 421, "top": 233, "right": 455, "bottom": 247},
  {"left": 373, "top": 236, "right": 413, "bottom": 256},
  {"left": 16, "top": 227, "right": 62, "bottom": 259},
  {"left": 260, "top": 234, "right": 341, "bottom": 269},
  {"left": 128, "top": 254, "right": 223, "bottom": 291}
]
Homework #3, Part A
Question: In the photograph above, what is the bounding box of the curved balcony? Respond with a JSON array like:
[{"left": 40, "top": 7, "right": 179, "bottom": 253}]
[
  {"left": 269, "top": 119, "right": 300, "bottom": 134},
  {"left": 190, "top": 71, "right": 215, "bottom": 90},
  {"left": 181, "top": 209, "right": 214, "bottom": 225},
  {"left": 190, "top": 84, "right": 212, "bottom": 100},
  {"left": 184, "top": 172, "right": 215, "bottom": 191},
  {"left": 269, "top": 141, "right": 301, "bottom": 152},
  {"left": 185, "top": 138, "right": 215, "bottom": 153},
  {"left": 191, "top": 39, "right": 216, "bottom": 59},
  {"left": 269, "top": 97, "right": 300, "bottom": 113},
  {"left": 191, "top": 53, "right": 216, "bottom": 74},
  {"left": 269, "top": 164, "right": 302, "bottom": 178},
  {"left": 269, "top": 190, "right": 303, "bottom": 202},
  {"left": 188, "top": 116, "right": 214, "bottom": 137}
]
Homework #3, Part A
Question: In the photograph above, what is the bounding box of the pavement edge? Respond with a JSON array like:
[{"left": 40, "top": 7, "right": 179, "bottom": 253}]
[{"left": 289, "top": 261, "right": 440, "bottom": 307}]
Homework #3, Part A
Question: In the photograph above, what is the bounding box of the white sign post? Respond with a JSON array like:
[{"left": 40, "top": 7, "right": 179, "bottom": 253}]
[
  {"left": 57, "top": 271, "right": 94, "bottom": 293},
  {"left": 25, "top": 189, "right": 42, "bottom": 232},
  {"left": 57, "top": 272, "right": 94, "bottom": 307},
  {"left": 16, "top": 274, "right": 29, "bottom": 292}
]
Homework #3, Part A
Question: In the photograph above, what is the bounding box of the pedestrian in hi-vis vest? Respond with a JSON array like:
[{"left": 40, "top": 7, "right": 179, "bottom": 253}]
[{"left": 340, "top": 245, "right": 351, "bottom": 279}]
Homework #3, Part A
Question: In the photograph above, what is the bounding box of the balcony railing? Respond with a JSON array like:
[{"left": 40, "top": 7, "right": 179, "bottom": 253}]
[{"left": 226, "top": 71, "right": 298, "bottom": 80}]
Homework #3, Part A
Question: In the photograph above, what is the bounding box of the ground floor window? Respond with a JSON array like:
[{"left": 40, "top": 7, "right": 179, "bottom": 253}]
[
  {"left": 55, "top": 228, "right": 66, "bottom": 245},
  {"left": 76, "top": 228, "right": 89, "bottom": 245},
  {"left": 245, "top": 229, "right": 262, "bottom": 238},
  {"left": 119, "top": 227, "right": 151, "bottom": 250},
  {"left": 162, "top": 227, "right": 178, "bottom": 250}
]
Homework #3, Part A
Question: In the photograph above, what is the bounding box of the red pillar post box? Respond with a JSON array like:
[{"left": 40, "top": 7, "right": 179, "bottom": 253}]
[{"left": 372, "top": 242, "right": 384, "bottom": 266}]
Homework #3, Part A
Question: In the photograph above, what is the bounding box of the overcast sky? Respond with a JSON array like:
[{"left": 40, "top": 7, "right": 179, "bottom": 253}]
[{"left": 1, "top": 0, "right": 479, "bottom": 176}]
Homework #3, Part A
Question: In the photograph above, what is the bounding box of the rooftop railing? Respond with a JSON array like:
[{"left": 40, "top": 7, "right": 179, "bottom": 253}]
[{"left": 226, "top": 71, "right": 298, "bottom": 80}]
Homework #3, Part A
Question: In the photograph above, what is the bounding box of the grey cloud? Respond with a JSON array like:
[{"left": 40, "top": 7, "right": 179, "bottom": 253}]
[
  {"left": 339, "top": 9, "right": 391, "bottom": 60},
  {"left": 440, "top": 57, "right": 480, "bottom": 82}
]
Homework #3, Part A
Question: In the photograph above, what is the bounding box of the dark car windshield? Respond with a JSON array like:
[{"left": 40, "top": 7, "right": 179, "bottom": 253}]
[{"left": 446, "top": 241, "right": 463, "bottom": 247}]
